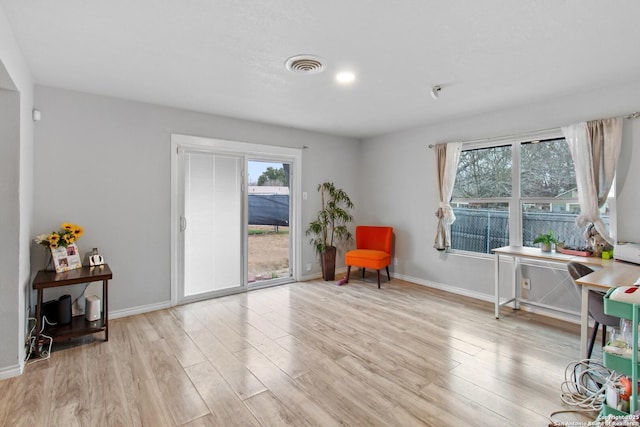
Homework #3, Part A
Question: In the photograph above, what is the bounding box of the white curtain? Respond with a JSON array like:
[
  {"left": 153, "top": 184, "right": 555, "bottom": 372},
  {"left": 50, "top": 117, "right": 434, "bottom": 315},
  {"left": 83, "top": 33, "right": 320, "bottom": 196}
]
[
  {"left": 561, "top": 118, "right": 622, "bottom": 245},
  {"left": 434, "top": 142, "right": 462, "bottom": 250}
]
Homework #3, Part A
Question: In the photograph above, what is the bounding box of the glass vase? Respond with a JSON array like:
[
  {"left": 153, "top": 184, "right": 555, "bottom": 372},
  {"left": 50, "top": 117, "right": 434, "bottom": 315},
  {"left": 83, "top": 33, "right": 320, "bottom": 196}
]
[{"left": 43, "top": 249, "right": 55, "bottom": 272}]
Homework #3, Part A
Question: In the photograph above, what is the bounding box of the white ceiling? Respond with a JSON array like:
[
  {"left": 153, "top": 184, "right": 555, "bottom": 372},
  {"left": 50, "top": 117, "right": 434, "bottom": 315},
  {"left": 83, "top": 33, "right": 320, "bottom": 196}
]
[{"left": 2, "top": 1, "right": 640, "bottom": 138}]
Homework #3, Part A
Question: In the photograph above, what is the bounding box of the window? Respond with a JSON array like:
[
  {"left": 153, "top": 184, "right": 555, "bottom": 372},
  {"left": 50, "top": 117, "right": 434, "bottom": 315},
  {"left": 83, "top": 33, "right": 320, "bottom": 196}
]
[{"left": 450, "top": 135, "right": 607, "bottom": 254}]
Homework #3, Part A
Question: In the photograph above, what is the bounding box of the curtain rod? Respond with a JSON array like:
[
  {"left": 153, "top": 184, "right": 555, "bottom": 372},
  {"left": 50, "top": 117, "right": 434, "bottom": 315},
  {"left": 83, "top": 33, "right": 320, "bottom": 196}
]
[{"left": 428, "top": 111, "right": 640, "bottom": 149}]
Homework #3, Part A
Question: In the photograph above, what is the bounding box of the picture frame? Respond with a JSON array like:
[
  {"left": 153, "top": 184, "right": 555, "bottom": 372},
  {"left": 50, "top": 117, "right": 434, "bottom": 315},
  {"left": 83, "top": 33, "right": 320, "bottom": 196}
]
[{"left": 50, "top": 243, "right": 82, "bottom": 273}]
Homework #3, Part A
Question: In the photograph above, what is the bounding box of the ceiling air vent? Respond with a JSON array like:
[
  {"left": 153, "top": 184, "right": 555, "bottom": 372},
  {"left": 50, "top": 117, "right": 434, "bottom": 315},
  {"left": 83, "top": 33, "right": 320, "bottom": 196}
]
[{"left": 285, "top": 55, "right": 324, "bottom": 74}]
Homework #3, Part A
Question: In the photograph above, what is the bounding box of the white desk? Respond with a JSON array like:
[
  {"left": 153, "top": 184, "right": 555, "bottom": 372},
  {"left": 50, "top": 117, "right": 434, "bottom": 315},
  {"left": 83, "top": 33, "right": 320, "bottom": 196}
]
[
  {"left": 493, "top": 245, "right": 605, "bottom": 317},
  {"left": 493, "top": 246, "right": 610, "bottom": 359}
]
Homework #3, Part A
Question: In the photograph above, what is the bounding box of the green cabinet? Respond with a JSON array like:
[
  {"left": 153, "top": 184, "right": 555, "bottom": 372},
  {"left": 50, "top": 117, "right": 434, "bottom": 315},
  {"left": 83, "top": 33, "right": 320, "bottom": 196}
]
[{"left": 600, "top": 289, "right": 640, "bottom": 417}]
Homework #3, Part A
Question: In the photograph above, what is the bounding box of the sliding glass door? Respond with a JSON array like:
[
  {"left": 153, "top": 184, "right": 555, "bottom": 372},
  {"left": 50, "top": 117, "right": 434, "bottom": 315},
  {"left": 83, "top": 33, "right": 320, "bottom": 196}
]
[{"left": 171, "top": 134, "right": 301, "bottom": 305}]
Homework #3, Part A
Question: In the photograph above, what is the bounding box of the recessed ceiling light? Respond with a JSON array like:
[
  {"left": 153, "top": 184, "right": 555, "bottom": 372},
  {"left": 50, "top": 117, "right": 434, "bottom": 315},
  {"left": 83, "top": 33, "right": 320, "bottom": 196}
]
[{"left": 336, "top": 71, "right": 355, "bottom": 84}]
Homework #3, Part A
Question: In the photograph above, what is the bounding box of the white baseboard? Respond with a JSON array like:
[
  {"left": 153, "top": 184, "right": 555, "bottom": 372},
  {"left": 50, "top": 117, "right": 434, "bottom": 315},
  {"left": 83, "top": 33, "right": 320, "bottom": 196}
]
[
  {"left": 299, "top": 272, "right": 323, "bottom": 281},
  {"left": 109, "top": 300, "right": 172, "bottom": 319},
  {"left": 392, "top": 272, "right": 580, "bottom": 325},
  {"left": 299, "top": 266, "right": 348, "bottom": 282},
  {"left": 0, "top": 362, "right": 23, "bottom": 381},
  {"left": 392, "top": 272, "right": 493, "bottom": 302}
]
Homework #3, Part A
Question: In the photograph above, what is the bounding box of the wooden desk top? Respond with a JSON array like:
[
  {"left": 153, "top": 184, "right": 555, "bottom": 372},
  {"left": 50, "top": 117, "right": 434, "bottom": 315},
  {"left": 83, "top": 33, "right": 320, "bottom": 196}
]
[
  {"left": 33, "top": 264, "right": 112, "bottom": 289},
  {"left": 575, "top": 261, "right": 640, "bottom": 290},
  {"left": 493, "top": 245, "right": 608, "bottom": 267}
]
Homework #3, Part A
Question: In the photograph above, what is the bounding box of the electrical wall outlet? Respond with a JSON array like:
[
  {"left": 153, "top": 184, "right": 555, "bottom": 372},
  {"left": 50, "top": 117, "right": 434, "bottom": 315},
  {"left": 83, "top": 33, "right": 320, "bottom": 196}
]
[
  {"left": 72, "top": 297, "right": 85, "bottom": 316},
  {"left": 521, "top": 278, "right": 531, "bottom": 290},
  {"left": 394, "top": 257, "right": 399, "bottom": 266},
  {"left": 306, "top": 263, "right": 312, "bottom": 272}
]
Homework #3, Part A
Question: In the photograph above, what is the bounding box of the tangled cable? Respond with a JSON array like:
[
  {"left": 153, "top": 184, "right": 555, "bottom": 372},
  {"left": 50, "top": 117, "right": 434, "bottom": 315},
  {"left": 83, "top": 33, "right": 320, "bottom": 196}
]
[
  {"left": 24, "top": 316, "right": 54, "bottom": 363},
  {"left": 559, "top": 359, "right": 620, "bottom": 412}
]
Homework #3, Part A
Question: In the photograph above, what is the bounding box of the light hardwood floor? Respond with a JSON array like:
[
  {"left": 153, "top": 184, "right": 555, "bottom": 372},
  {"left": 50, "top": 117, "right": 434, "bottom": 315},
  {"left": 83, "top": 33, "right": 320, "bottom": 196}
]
[{"left": 0, "top": 276, "right": 595, "bottom": 426}]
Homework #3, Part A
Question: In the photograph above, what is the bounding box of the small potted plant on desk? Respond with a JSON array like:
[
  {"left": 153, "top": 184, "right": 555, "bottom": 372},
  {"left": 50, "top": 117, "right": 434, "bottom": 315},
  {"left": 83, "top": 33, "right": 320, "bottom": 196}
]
[{"left": 533, "top": 230, "right": 557, "bottom": 252}]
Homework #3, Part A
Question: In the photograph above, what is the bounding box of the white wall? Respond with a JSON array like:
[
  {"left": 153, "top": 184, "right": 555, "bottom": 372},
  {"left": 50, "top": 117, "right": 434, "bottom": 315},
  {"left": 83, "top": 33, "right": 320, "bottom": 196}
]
[
  {"left": 32, "top": 86, "right": 361, "bottom": 314},
  {"left": 360, "top": 80, "right": 640, "bottom": 317},
  {"left": 0, "top": 4, "right": 34, "bottom": 379}
]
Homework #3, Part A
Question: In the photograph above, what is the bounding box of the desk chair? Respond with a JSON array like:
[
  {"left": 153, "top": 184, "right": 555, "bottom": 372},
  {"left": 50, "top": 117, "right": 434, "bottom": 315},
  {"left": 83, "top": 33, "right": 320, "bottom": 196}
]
[
  {"left": 567, "top": 261, "right": 620, "bottom": 359},
  {"left": 345, "top": 226, "right": 393, "bottom": 289}
]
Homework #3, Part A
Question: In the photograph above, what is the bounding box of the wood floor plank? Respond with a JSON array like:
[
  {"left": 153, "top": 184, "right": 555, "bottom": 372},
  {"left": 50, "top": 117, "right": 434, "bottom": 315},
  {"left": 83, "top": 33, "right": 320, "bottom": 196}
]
[
  {"left": 3, "top": 278, "right": 592, "bottom": 426},
  {"left": 185, "top": 361, "right": 261, "bottom": 427},
  {"left": 431, "top": 374, "right": 556, "bottom": 426},
  {"left": 105, "top": 317, "right": 136, "bottom": 356},
  {"left": 294, "top": 368, "right": 392, "bottom": 426},
  {"left": 244, "top": 391, "right": 309, "bottom": 427},
  {"left": 240, "top": 327, "right": 310, "bottom": 378},
  {"left": 187, "top": 327, "right": 267, "bottom": 400},
  {"left": 235, "top": 346, "right": 342, "bottom": 427},
  {"left": 169, "top": 304, "right": 208, "bottom": 333},
  {"left": 50, "top": 347, "right": 90, "bottom": 412},
  {"left": 180, "top": 413, "right": 220, "bottom": 427},
  {"left": 126, "top": 378, "right": 175, "bottom": 427},
  {"left": 191, "top": 305, "right": 253, "bottom": 353},
  {"left": 448, "top": 352, "right": 563, "bottom": 412},
  {"left": 50, "top": 402, "right": 86, "bottom": 427},
  {"left": 241, "top": 290, "right": 288, "bottom": 315},
  {"left": 115, "top": 320, "right": 157, "bottom": 384},
  {"left": 86, "top": 352, "right": 134, "bottom": 426},
  {"left": 112, "top": 327, "right": 175, "bottom": 427},
  {"left": 245, "top": 310, "right": 290, "bottom": 341},
  {"left": 148, "top": 338, "right": 209, "bottom": 425},
  {"left": 128, "top": 312, "right": 162, "bottom": 343},
  {"left": 333, "top": 353, "right": 456, "bottom": 425},
  {"left": 262, "top": 311, "right": 353, "bottom": 361},
  {"left": 145, "top": 309, "right": 207, "bottom": 368},
  {"left": 0, "top": 365, "right": 55, "bottom": 427}
]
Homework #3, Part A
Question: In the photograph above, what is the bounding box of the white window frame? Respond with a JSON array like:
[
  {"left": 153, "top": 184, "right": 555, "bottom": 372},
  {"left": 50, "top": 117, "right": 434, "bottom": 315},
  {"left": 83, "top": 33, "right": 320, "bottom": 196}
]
[{"left": 450, "top": 128, "right": 581, "bottom": 256}]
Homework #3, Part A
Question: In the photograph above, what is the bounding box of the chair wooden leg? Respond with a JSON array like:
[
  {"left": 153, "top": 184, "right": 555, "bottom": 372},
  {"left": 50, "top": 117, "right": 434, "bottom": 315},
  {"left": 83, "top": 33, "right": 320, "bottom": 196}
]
[
  {"left": 377, "top": 270, "right": 381, "bottom": 289},
  {"left": 385, "top": 266, "right": 390, "bottom": 281},
  {"left": 346, "top": 266, "right": 351, "bottom": 283},
  {"left": 362, "top": 268, "right": 365, "bottom": 278},
  {"left": 587, "top": 322, "right": 600, "bottom": 359}
]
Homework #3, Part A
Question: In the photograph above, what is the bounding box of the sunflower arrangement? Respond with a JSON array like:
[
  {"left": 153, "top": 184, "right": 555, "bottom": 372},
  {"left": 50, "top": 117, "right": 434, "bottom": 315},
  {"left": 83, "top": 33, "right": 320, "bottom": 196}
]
[{"left": 35, "top": 223, "right": 84, "bottom": 248}]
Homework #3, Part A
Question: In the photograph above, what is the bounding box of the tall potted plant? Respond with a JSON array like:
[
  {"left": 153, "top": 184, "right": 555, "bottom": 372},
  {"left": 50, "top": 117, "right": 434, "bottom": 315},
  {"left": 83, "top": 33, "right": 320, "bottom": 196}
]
[{"left": 306, "top": 182, "right": 354, "bottom": 280}]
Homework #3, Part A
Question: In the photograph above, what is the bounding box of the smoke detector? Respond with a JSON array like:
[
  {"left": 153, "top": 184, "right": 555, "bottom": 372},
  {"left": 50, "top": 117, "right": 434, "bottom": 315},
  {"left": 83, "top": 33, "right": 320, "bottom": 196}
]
[
  {"left": 285, "top": 55, "right": 324, "bottom": 74},
  {"left": 431, "top": 85, "right": 442, "bottom": 100}
]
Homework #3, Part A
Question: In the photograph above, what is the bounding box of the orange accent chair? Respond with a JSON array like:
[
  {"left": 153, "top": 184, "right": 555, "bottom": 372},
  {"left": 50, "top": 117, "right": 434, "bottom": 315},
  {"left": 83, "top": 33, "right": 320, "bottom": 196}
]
[{"left": 345, "top": 226, "right": 393, "bottom": 288}]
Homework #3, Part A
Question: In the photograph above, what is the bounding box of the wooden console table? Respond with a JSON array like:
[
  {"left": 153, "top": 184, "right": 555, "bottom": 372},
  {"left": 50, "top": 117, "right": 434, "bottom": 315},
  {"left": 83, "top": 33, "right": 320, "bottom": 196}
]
[{"left": 32, "top": 264, "right": 112, "bottom": 357}]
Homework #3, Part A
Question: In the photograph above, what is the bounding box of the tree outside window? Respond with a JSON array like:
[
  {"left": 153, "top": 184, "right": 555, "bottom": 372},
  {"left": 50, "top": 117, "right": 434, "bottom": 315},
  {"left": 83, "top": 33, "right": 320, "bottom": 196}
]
[{"left": 257, "top": 167, "right": 288, "bottom": 186}]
